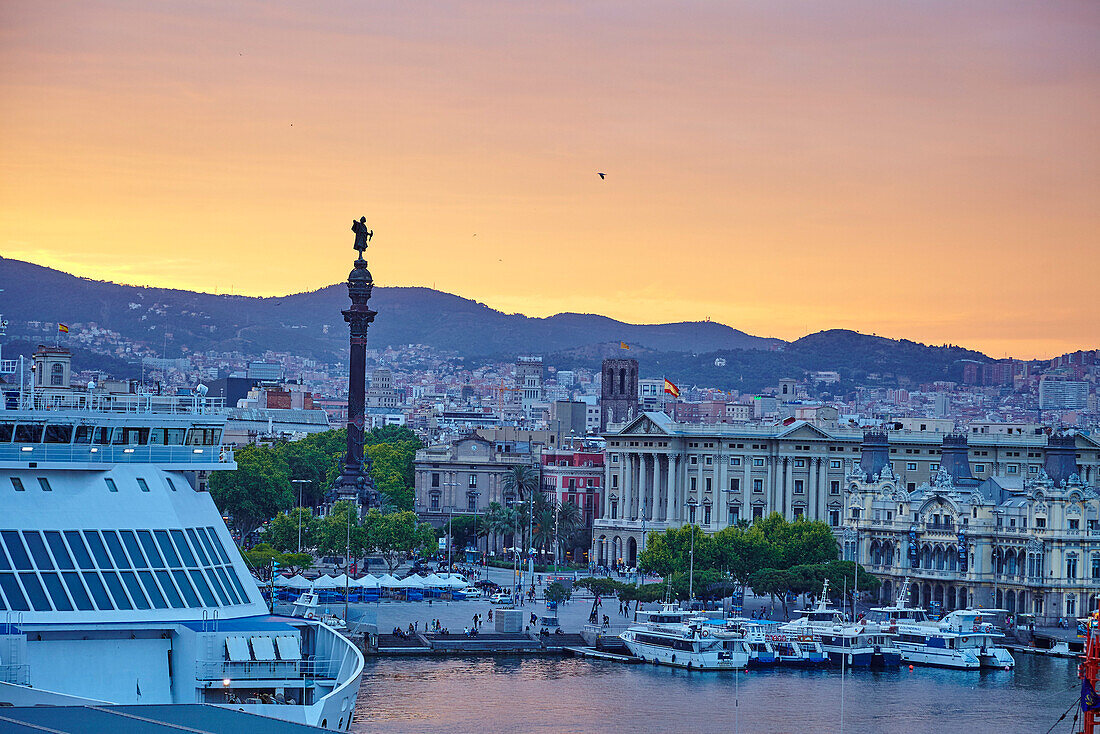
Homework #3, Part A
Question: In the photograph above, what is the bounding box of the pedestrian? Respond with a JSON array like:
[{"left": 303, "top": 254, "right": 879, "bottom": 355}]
[{"left": 488, "top": 608, "right": 493, "bottom": 622}]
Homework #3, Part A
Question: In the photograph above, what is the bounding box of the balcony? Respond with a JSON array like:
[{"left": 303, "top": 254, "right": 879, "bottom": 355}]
[
  {"left": 195, "top": 657, "right": 341, "bottom": 684},
  {"left": 0, "top": 443, "right": 234, "bottom": 468}
]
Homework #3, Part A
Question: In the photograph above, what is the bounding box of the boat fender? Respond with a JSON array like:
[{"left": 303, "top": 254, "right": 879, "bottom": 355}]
[{"left": 961, "top": 637, "right": 968, "bottom": 644}]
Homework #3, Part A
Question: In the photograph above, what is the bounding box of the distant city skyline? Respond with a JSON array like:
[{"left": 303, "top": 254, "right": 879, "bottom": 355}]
[{"left": 2, "top": 2, "right": 1098, "bottom": 360}]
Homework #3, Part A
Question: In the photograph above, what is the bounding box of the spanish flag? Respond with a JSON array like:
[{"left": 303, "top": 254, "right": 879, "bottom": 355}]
[
  {"left": 57, "top": 323, "right": 69, "bottom": 333},
  {"left": 620, "top": 341, "right": 630, "bottom": 350},
  {"left": 663, "top": 378, "right": 680, "bottom": 398}
]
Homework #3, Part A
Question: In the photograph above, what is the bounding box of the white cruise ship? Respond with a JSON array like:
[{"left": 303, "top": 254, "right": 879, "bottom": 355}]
[{"left": 0, "top": 347, "right": 363, "bottom": 730}]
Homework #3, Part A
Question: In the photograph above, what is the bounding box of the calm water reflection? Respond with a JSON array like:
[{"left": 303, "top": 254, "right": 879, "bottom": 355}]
[{"left": 352, "top": 653, "right": 1079, "bottom": 734}]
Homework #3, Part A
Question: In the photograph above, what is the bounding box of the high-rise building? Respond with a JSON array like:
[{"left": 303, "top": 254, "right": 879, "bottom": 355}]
[
  {"left": 1039, "top": 379, "right": 1088, "bottom": 410},
  {"left": 516, "top": 356, "right": 544, "bottom": 408}
]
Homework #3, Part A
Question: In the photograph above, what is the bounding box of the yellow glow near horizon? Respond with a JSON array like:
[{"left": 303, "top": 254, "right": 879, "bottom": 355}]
[{"left": 2, "top": 2, "right": 1098, "bottom": 360}]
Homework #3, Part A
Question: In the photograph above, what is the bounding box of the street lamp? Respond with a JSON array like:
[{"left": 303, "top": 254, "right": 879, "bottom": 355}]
[
  {"left": 443, "top": 482, "right": 459, "bottom": 571},
  {"left": 291, "top": 479, "right": 311, "bottom": 553}
]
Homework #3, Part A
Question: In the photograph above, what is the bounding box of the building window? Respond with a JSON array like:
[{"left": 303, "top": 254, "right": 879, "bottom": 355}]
[
  {"left": 704, "top": 478, "right": 712, "bottom": 493},
  {"left": 1006, "top": 465, "right": 1018, "bottom": 474},
  {"left": 431, "top": 473, "right": 440, "bottom": 488},
  {"left": 729, "top": 506, "right": 740, "bottom": 524},
  {"left": 729, "top": 457, "right": 741, "bottom": 466},
  {"left": 468, "top": 475, "right": 478, "bottom": 488},
  {"left": 610, "top": 501, "right": 617, "bottom": 519},
  {"left": 752, "top": 506, "right": 764, "bottom": 521},
  {"left": 690, "top": 477, "right": 697, "bottom": 492},
  {"left": 829, "top": 510, "right": 840, "bottom": 526},
  {"left": 1091, "top": 554, "right": 1100, "bottom": 580},
  {"left": 753, "top": 458, "right": 764, "bottom": 467},
  {"left": 1067, "top": 554, "right": 1078, "bottom": 579},
  {"left": 429, "top": 493, "right": 440, "bottom": 511},
  {"left": 850, "top": 508, "right": 861, "bottom": 520},
  {"left": 1069, "top": 519, "right": 1079, "bottom": 531},
  {"left": 794, "top": 459, "right": 805, "bottom": 468},
  {"left": 830, "top": 481, "right": 840, "bottom": 495},
  {"left": 793, "top": 507, "right": 804, "bottom": 518},
  {"left": 611, "top": 454, "right": 619, "bottom": 463},
  {"left": 793, "top": 480, "right": 804, "bottom": 494},
  {"left": 690, "top": 456, "right": 698, "bottom": 465},
  {"left": 752, "top": 479, "right": 763, "bottom": 493},
  {"left": 830, "top": 460, "right": 841, "bottom": 469},
  {"left": 688, "top": 505, "right": 697, "bottom": 523},
  {"left": 703, "top": 505, "right": 711, "bottom": 524},
  {"left": 974, "top": 464, "right": 985, "bottom": 473},
  {"left": 467, "top": 495, "right": 477, "bottom": 512},
  {"left": 1035, "top": 517, "right": 1046, "bottom": 528},
  {"left": 930, "top": 463, "right": 939, "bottom": 472},
  {"left": 50, "top": 363, "right": 64, "bottom": 386},
  {"left": 906, "top": 462, "right": 917, "bottom": 471},
  {"left": 730, "top": 478, "right": 740, "bottom": 492},
  {"left": 704, "top": 456, "right": 712, "bottom": 466},
  {"left": 611, "top": 475, "right": 619, "bottom": 488}
]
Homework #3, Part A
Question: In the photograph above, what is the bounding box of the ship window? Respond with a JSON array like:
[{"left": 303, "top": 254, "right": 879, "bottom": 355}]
[
  {"left": 120, "top": 531, "right": 148, "bottom": 568},
  {"left": 225, "top": 566, "right": 249, "bottom": 603},
  {"left": 165, "top": 477, "right": 177, "bottom": 492},
  {"left": 0, "top": 573, "right": 28, "bottom": 610},
  {"left": 37, "top": 477, "right": 52, "bottom": 492},
  {"left": 104, "top": 478, "right": 118, "bottom": 492},
  {"left": 204, "top": 568, "right": 231, "bottom": 605},
  {"left": 41, "top": 572, "right": 73, "bottom": 611},
  {"left": 102, "top": 532, "right": 132, "bottom": 569},
  {"left": 44, "top": 425, "right": 73, "bottom": 444},
  {"left": 0, "top": 424, "right": 12, "bottom": 442},
  {"left": 81, "top": 572, "right": 113, "bottom": 610},
  {"left": 189, "top": 569, "right": 218, "bottom": 606},
  {"left": 137, "top": 478, "right": 150, "bottom": 492},
  {"left": 93, "top": 427, "right": 113, "bottom": 445},
  {"left": 193, "top": 528, "right": 219, "bottom": 564},
  {"left": 73, "top": 425, "right": 94, "bottom": 444},
  {"left": 137, "top": 531, "right": 165, "bottom": 568},
  {"left": 138, "top": 570, "right": 168, "bottom": 609},
  {"left": 14, "top": 424, "right": 44, "bottom": 443},
  {"left": 61, "top": 571, "right": 93, "bottom": 611},
  {"left": 2, "top": 531, "right": 32, "bottom": 570},
  {"left": 172, "top": 569, "right": 201, "bottom": 607},
  {"left": 215, "top": 566, "right": 241, "bottom": 604},
  {"left": 44, "top": 532, "right": 73, "bottom": 570},
  {"left": 171, "top": 530, "right": 197, "bottom": 566},
  {"left": 155, "top": 569, "right": 185, "bottom": 608},
  {"left": 20, "top": 572, "right": 51, "bottom": 611},
  {"left": 10, "top": 477, "right": 24, "bottom": 492},
  {"left": 23, "top": 532, "right": 54, "bottom": 570},
  {"left": 120, "top": 571, "right": 150, "bottom": 609},
  {"left": 187, "top": 428, "right": 221, "bottom": 446},
  {"left": 154, "top": 530, "right": 181, "bottom": 568},
  {"left": 113, "top": 427, "right": 149, "bottom": 446},
  {"left": 0, "top": 540, "right": 9, "bottom": 570},
  {"left": 83, "top": 531, "right": 114, "bottom": 569},
  {"left": 187, "top": 529, "right": 210, "bottom": 565},
  {"left": 65, "top": 531, "right": 93, "bottom": 569},
  {"left": 204, "top": 527, "right": 230, "bottom": 564}
]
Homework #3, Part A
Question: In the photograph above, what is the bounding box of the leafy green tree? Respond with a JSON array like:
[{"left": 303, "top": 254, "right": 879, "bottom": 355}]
[
  {"left": 638, "top": 524, "right": 714, "bottom": 577},
  {"left": 443, "top": 514, "right": 480, "bottom": 551},
  {"left": 264, "top": 508, "right": 322, "bottom": 553},
  {"left": 278, "top": 552, "right": 314, "bottom": 573},
  {"left": 574, "top": 577, "right": 630, "bottom": 598},
  {"left": 364, "top": 509, "right": 437, "bottom": 573},
  {"left": 276, "top": 440, "right": 334, "bottom": 507},
  {"left": 544, "top": 581, "right": 571, "bottom": 604},
  {"left": 749, "top": 568, "right": 796, "bottom": 617},
  {"left": 316, "top": 500, "right": 368, "bottom": 558},
  {"left": 209, "top": 444, "right": 292, "bottom": 542}
]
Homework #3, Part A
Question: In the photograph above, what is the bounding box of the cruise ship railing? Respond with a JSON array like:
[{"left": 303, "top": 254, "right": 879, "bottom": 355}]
[
  {"left": 4, "top": 389, "right": 226, "bottom": 415},
  {"left": 195, "top": 658, "right": 342, "bottom": 683},
  {"left": 0, "top": 444, "right": 233, "bottom": 465}
]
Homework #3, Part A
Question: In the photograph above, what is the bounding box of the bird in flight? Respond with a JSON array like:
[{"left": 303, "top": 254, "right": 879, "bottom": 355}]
[{"left": 597, "top": 172, "right": 606, "bottom": 179}]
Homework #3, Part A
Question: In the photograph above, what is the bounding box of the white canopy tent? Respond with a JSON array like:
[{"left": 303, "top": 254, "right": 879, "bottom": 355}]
[
  {"left": 377, "top": 574, "right": 401, "bottom": 589},
  {"left": 393, "top": 575, "right": 426, "bottom": 589},
  {"left": 284, "top": 575, "right": 312, "bottom": 590},
  {"left": 311, "top": 574, "right": 340, "bottom": 589},
  {"left": 353, "top": 575, "right": 380, "bottom": 589}
]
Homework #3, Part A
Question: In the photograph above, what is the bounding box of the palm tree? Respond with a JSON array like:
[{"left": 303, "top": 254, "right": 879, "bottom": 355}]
[
  {"left": 502, "top": 464, "right": 540, "bottom": 557},
  {"left": 555, "top": 500, "right": 583, "bottom": 564},
  {"left": 532, "top": 505, "right": 556, "bottom": 561}
]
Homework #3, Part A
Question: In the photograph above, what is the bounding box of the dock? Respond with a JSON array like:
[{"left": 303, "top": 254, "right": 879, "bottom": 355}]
[{"left": 367, "top": 632, "right": 590, "bottom": 657}]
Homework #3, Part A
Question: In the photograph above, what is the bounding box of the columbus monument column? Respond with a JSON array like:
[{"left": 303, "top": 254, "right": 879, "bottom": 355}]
[{"left": 329, "top": 216, "right": 380, "bottom": 512}]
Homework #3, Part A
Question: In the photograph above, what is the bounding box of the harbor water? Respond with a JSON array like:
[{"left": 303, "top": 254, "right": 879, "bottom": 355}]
[{"left": 353, "top": 652, "right": 1080, "bottom": 733}]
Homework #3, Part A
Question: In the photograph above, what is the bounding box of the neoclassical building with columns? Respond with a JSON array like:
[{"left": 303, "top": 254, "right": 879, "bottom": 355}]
[{"left": 591, "top": 412, "right": 1100, "bottom": 573}]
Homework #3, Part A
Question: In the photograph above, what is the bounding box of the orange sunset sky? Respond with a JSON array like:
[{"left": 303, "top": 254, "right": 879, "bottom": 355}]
[{"left": 1, "top": 1, "right": 1097, "bottom": 359}]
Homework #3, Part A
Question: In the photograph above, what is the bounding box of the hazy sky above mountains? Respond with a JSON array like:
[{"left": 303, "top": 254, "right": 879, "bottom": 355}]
[{"left": 2, "top": 1, "right": 1097, "bottom": 359}]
